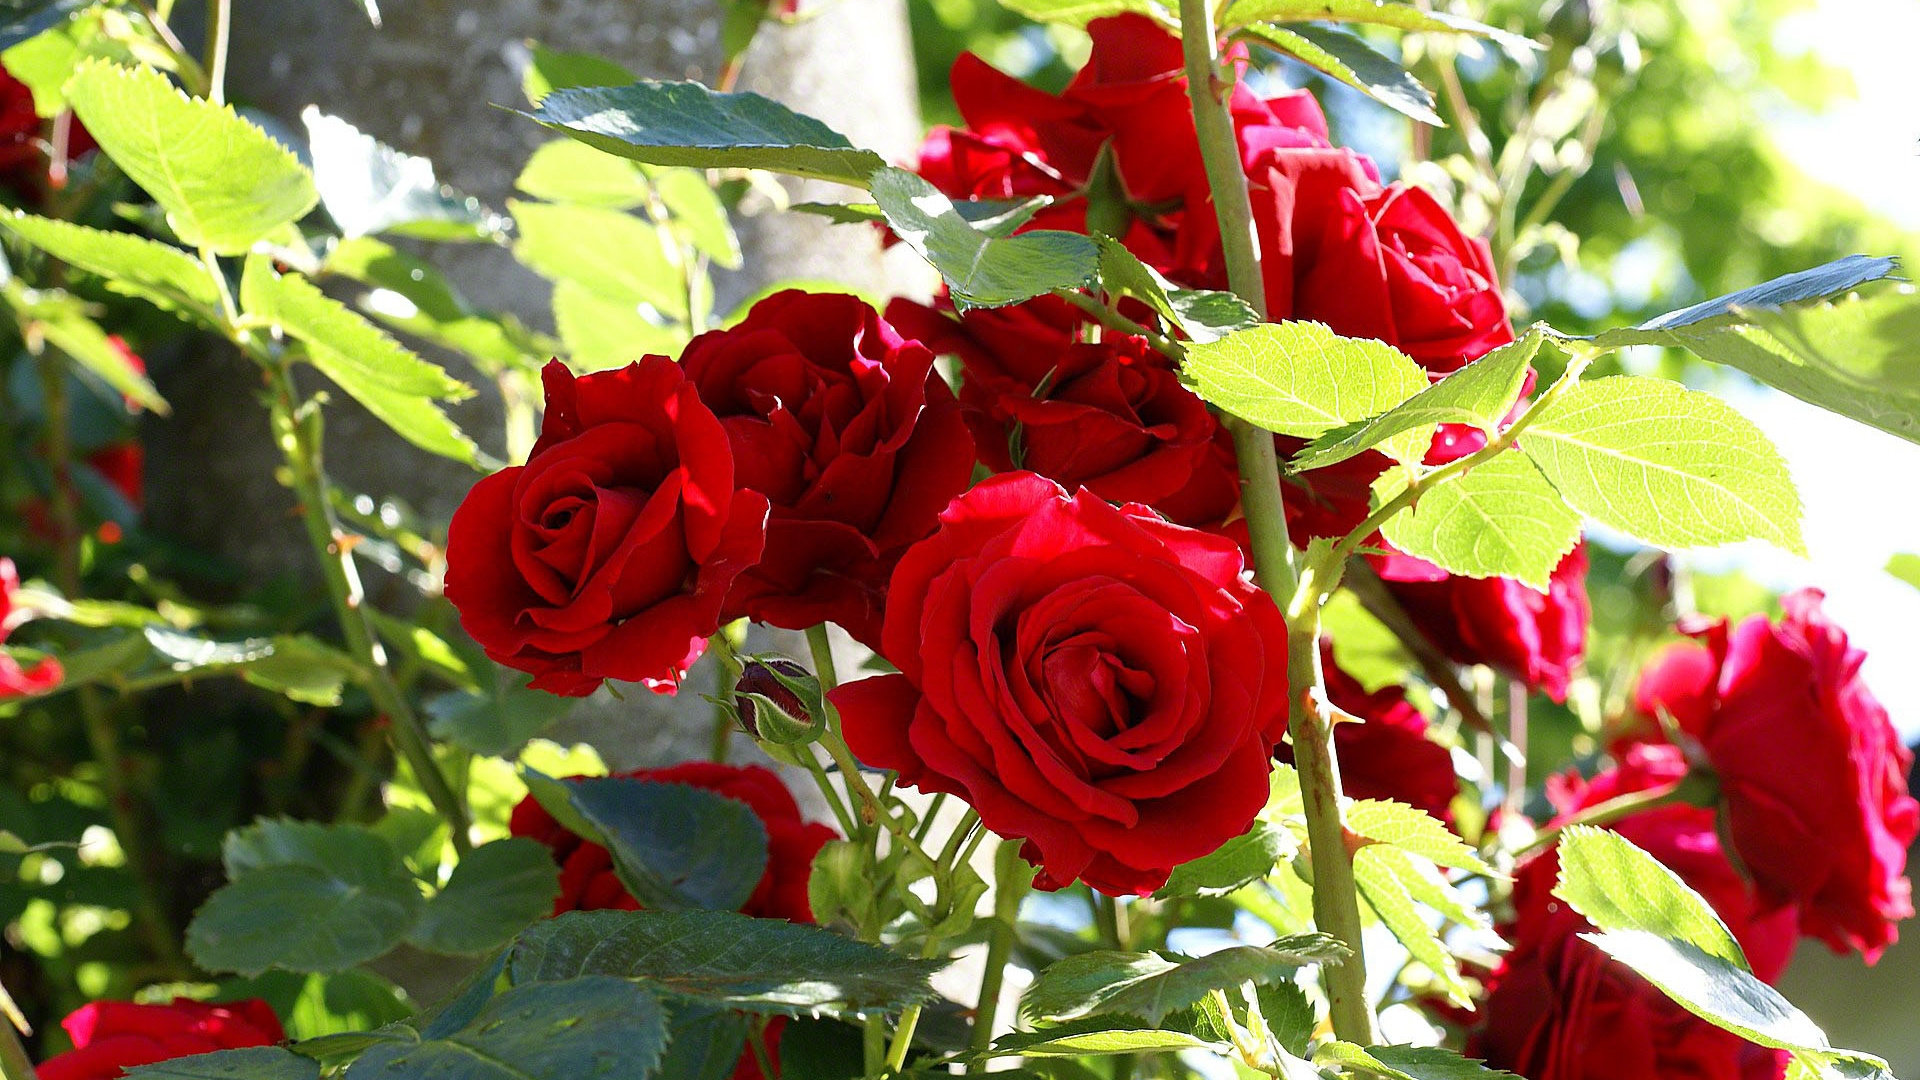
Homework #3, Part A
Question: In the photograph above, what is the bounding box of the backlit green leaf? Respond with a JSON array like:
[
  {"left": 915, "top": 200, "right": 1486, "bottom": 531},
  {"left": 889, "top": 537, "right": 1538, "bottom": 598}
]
[
  {"left": 303, "top": 107, "right": 505, "bottom": 242},
  {"left": 1345, "top": 800, "right": 1491, "bottom": 875},
  {"left": 1183, "top": 321, "right": 1429, "bottom": 444},
  {"left": 1, "top": 212, "right": 220, "bottom": 321},
  {"left": 1220, "top": 0, "right": 1538, "bottom": 55},
  {"left": 510, "top": 198, "right": 687, "bottom": 319},
  {"left": 990, "top": 0, "right": 1164, "bottom": 26},
  {"left": 516, "top": 139, "right": 651, "bottom": 209},
  {"left": 1022, "top": 939, "right": 1347, "bottom": 1025},
  {"left": 1153, "top": 822, "right": 1294, "bottom": 900},
  {"left": 1375, "top": 450, "right": 1581, "bottom": 589},
  {"left": 1353, "top": 847, "right": 1471, "bottom": 1006}
]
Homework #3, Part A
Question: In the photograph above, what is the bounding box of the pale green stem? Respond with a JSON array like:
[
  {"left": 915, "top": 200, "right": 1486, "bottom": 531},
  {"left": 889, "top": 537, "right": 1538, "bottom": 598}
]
[
  {"left": 202, "top": 0, "right": 230, "bottom": 105},
  {"left": 968, "top": 845, "right": 1037, "bottom": 1063},
  {"left": 0, "top": 977, "right": 36, "bottom": 1080}
]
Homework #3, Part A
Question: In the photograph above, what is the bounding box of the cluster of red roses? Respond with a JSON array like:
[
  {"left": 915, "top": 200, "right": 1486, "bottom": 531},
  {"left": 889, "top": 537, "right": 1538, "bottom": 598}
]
[{"left": 1474, "top": 591, "right": 1917, "bottom": 1079}]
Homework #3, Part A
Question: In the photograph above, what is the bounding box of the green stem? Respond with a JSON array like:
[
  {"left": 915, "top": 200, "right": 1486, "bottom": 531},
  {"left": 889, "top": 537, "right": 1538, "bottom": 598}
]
[
  {"left": 863, "top": 1016, "right": 886, "bottom": 1076},
  {"left": 885, "top": 1003, "right": 924, "bottom": 1072},
  {"left": 709, "top": 629, "right": 743, "bottom": 763},
  {"left": 968, "top": 845, "right": 1036, "bottom": 1062},
  {"left": 805, "top": 623, "right": 840, "bottom": 693},
  {"left": 0, "top": 994, "right": 33, "bottom": 1080},
  {"left": 1052, "top": 289, "right": 1183, "bottom": 360},
  {"left": 202, "top": 0, "right": 231, "bottom": 105},
  {"left": 747, "top": 1017, "right": 778, "bottom": 1080},
  {"left": 264, "top": 363, "right": 473, "bottom": 852}
]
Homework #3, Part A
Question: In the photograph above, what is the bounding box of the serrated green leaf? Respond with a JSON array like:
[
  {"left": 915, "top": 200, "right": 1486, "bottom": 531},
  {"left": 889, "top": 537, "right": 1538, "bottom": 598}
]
[
  {"left": 187, "top": 858, "right": 423, "bottom": 976},
  {"left": 1364, "top": 844, "right": 1489, "bottom": 931},
  {"left": 990, "top": 0, "right": 1164, "bottom": 26},
  {"left": 508, "top": 909, "right": 945, "bottom": 1016},
  {"left": 1256, "top": 981, "right": 1316, "bottom": 1058},
  {"left": 17, "top": 292, "right": 170, "bottom": 413},
  {"left": 1183, "top": 321, "right": 1429, "bottom": 444},
  {"left": 424, "top": 674, "right": 574, "bottom": 758},
  {"left": 1353, "top": 849, "right": 1471, "bottom": 1006},
  {"left": 551, "top": 278, "right": 688, "bottom": 370},
  {"left": 988, "top": 1029, "right": 1224, "bottom": 1058},
  {"left": 302, "top": 107, "right": 504, "bottom": 242},
  {"left": 793, "top": 196, "right": 1050, "bottom": 237},
  {"left": 1374, "top": 450, "right": 1581, "bottom": 589},
  {"left": 66, "top": 60, "right": 318, "bottom": 254},
  {"left": 1551, "top": 825, "right": 1745, "bottom": 969},
  {"left": 1240, "top": 24, "right": 1440, "bottom": 126},
  {"left": 1315, "top": 1042, "right": 1516, "bottom": 1080},
  {"left": 1, "top": 212, "right": 221, "bottom": 320},
  {"left": 1153, "top": 823, "right": 1294, "bottom": 900},
  {"left": 1220, "top": 0, "right": 1538, "bottom": 55},
  {"left": 1521, "top": 375, "right": 1804, "bottom": 555},
  {"left": 653, "top": 167, "right": 742, "bottom": 269},
  {"left": 510, "top": 198, "right": 687, "bottom": 319},
  {"left": 656, "top": 1005, "right": 750, "bottom": 1080},
  {"left": 1298, "top": 331, "right": 1541, "bottom": 471},
  {"left": 324, "top": 237, "right": 546, "bottom": 373},
  {"left": 409, "top": 838, "right": 559, "bottom": 955},
  {"left": 252, "top": 268, "right": 478, "bottom": 464},
  {"left": 125, "top": 1047, "right": 321, "bottom": 1080},
  {"left": 872, "top": 167, "right": 1099, "bottom": 310},
  {"left": 1345, "top": 800, "right": 1490, "bottom": 875},
  {"left": 524, "top": 81, "right": 887, "bottom": 187},
  {"left": 344, "top": 977, "right": 666, "bottom": 1080},
  {"left": 1092, "top": 236, "right": 1257, "bottom": 344},
  {"left": 0, "top": 0, "right": 93, "bottom": 58},
  {"left": 565, "top": 777, "right": 769, "bottom": 912},
  {"left": 515, "top": 138, "right": 650, "bottom": 209},
  {"left": 521, "top": 44, "right": 636, "bottom": 106},
  {"left": 1022, "top": 940, "right": 1347, "bottom": 1025}
]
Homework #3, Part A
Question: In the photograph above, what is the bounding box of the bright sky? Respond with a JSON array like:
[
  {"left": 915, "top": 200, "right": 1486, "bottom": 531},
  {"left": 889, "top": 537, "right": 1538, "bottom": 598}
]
[{"left": 1684, "top": 0, "right": 1920, "bottom": 738}]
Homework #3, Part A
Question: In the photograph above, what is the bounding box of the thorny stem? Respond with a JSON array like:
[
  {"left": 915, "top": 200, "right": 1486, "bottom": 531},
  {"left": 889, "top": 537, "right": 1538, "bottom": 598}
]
[{"left": 1177, "top": 0, "right": 1371, "bottom": 1042}]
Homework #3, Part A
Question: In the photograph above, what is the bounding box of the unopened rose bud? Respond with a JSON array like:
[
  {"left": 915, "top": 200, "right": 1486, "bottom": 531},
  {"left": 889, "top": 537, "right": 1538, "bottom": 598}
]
[{"left": 735, "top": 657, "right": 825, "bottom": 745}]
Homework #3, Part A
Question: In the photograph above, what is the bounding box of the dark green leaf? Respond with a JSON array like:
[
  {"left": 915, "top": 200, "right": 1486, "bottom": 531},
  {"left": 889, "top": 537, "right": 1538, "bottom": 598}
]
[
  {"left": 565, "top": 776, "right": 769, "bottom": 911},
  {"left": 124, "top": 1047, "right": 320, "bottom": 1080},
  {"left": 66, "top": 60, "right": 317, "bottom": 254},
  {"left": 1297, "top": 331, "right": 1541, "bottom": 471},
  {"left": 302, "top": 108, "right": 505, "bottom": 242},
  {"left": 410, "top": 838, "right": 559, "bottom": 955},
  {"left": 524, "top": 81, "right": 886, "bottom": 187},
  {"left": 872, "top": 167, "right": 1098, "bottom": 310},
  {"left": 1241, "top": 24, "right": 1441, "bottom": 126},
  {"left": 521, "top": 44, "right": 635, "bottom": 105},
  {"left": 988, "top": 1028, "right": 1223, "bottom": 1058},
  {"left": 186, "top": 861, "right": 423, "bottom": 975},
  {"left": 425, "top": 669, "right": 575, "bottom": 757},
  {"left": 508, "top": 909, "right": 945, "bottom": 1016},
  {"left": 2, "top": 211, "right": 220, "bottom": 321},
  {"left": 777, "top": 1019, "right": 866, "bottom": 1080},
  {"left": 417, "top": 949, "right": 512, "bottom": 1041},
  {"left": 222, "top": 818, "right": 396, "bottom": 878},
  {"left": 1022, "top": 940, "right": 1347, "bottom": 1025},
  {"left": 1092, "top": 237, "right": 1257, "bottom": 344},
  {"left": 657, "top": 1005, "right": 751, "bottom": 1080},
  {"left": 1153, "top": 823, "right": 1292, "bottom": 900},
  {"left": 794, "top": 195, "right": 1049, "bottom": 236},
  {"left": 344, "top": 977, "right": 666, "bottom": 1080}
]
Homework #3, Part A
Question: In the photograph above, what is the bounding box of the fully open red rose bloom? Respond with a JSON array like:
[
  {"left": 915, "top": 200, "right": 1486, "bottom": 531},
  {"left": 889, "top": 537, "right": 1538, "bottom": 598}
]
[
  {"left": 445, "top": 359, "right": 768, "bottom": 696},
  {"left": 830, "top": 473, "right": 1290, "bottom": 895},
  {"left": 1633, "top": 590, "right": 1919, "bottom": 960},
  {"left": 681, "top": 290, "right": 973, "bottom": 645},
  {"left": 37, "top": 998, "right": 284, "bottom": 1080},
  {"left": 509, "top": 762, "right": 835, "bottom": 922}
]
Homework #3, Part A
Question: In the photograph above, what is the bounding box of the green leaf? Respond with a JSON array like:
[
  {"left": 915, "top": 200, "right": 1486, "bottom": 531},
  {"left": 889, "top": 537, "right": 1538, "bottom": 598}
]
[
  {"left": 1886, "top": 553, "right": 1920, "bottom": 592},
  {"left": 66, "top": 60, "right": 318, "bottom": 254},
  {"left": 124, "top": 1047, "right": 321, "bottom": 1080},
  {"left": 552, "top": 279, "right": 688, "bottom": 370},
  {"left": 1219, "top": 0, "right": 1538, "bottom": 54},
  {"left": 1240, "top": 24, "right": 1440, "bottom": 126},
  {"left": 989, "top": 0, "right": 1164, "bottom": 26},
  {"left": 510, "top": 198, "right": 687, "bottom": 319},
  {"left": 344, "top": 977, "right": 666, "bottom": 1080},
  {"left": 1344, "top": 800, "right": 1491, "bottom": 875},
  {"left": 653, "top": 167, "right": 743, "bottom": 269},
  {"left": 138, "top": 629, "right": 356, "bottom": 706},
  {"left": 1153, "top": 823, "right": 1294, "bottom": 900},
  {"left": 656, "top": 1006, "right": 751, "bottom": 1080},
  {"left": 0, "top": 0, "right": 93, "bottom": 54},
  {"left": 1352, "top": 847, "right": 1471, "bottom": 1006},
  {"left": 1, "top": 11, "right": 95, "bottom": 114},
  {"left": 794, "top": 196, "right": 1050, "bottom": 237},
  {"left": 1297, "top": 331, "right": 1541, "bottom": 471},
  {"left": 1364, "top": 844, "right": 1489, "bottom": 931},
  {"left": 1, "top": 212, "right": 221, "bottom": 320},
  {"left": 1374, "top": 450, "right": 1581, "bottom": 589},
  {"left": 1021, "top": 939, "right": 1348, "bottom": 1025},
  {"left": 16, "top": 292, "right": 170, "bottom": 413},
  {"left": 524, "top": 81, "right": 887, "bottom": 187},
  {"left": 1092, "top": 237, "right": 1258, "bottom": 344},
  {"left": 302, "top": 107, "right": 504, "bottom": 242},
  {"left": 1315, "top": 1042, "right": 1516, "bottom": 1080},
  {"left": 425, "top": 669, "right": 574, "bottom": 757},
  {"left": 1580, "top": 258, "right": 1920, "bottom": 446},
  {"left": 508, "top": 908, "right": 945, "bottom": 1016},
  {"left": 410, "top": 838, "right": 559, "bottom": 956},
  {"left": 515, "top": 138, "right": 651, "bottom": 209},
  {"left": 1551, "top": 825, "right": 1746, "bottom": 969},
  {"left": 251, "top": 268, "right": 478, "bottom": 465},
  {"left": 565, "top": 777, "right": 769, "bottom": 911},
  {"left": 870, "top": 166, "right": 1100, "bottom": 310},
  {"left": 1183, "top": 321, "right": 1430, "bottom": 443},
  {"left": 1521, "top": 375, "right": 1804, "bottom": 555},
  {"left": 521, "top": 44, "right": 635, "bottom": 106},
  {"left": 1320, "top": 589, "right": 1414, "bottom": 694},
  {"left": 987, "top": 1029, "right": 1224, "bottom": 1058},
  {"left": 187, "top": 839, "right": 424, "bottom": 976},
  {"left": 323, "top": 237, "right": 546, "bottom": 374}
]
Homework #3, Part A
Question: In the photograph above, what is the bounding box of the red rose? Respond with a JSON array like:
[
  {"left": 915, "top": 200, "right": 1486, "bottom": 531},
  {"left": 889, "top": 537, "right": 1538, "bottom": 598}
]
[
  {"left": 888, "top": 296, "right": 1238, "bottom": 528},
  {"left": 1632, "top": 590, "right": 1919, "bottom": 960},
  {"left": 444, "top": 359, "right": 768, "bottom": 696},
  {"left": 830, "top": 473, "right": 1290, "bottom": 895},
  {"left": 1289, "top": 645, "right": 1457, "bottom": 823},
  {"left": 1242, "top": 144, "right": 1512, "bottom": 373},
  {"left": 508, "top": 762, "right": 836, "bottom": 922},
  {"left": 37, "top": 998, "right": 284, "bottom": 1080},
  {"left": 678, "top": 290, "right": 973, "bottom": 645},
  {"left": 1, "top": 557, "right": 61, "bottom": 698},
  {"left": 1472, "top": 745, "right": 1796, "bottom": 1080},
  {"left": 1382, "top": 543, "right": 1591, "bottom": 703}
]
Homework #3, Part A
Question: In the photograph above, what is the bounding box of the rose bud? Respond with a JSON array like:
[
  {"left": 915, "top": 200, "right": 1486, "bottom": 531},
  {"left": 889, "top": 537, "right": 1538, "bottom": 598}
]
[{"left": 735, "top": 657, "right": 825, "bottom": 745}]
